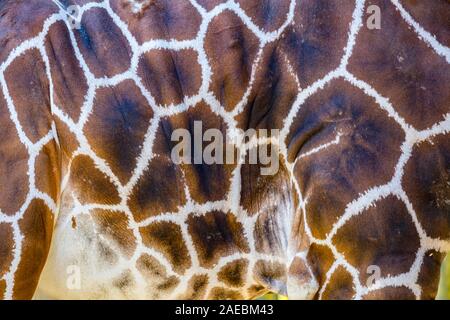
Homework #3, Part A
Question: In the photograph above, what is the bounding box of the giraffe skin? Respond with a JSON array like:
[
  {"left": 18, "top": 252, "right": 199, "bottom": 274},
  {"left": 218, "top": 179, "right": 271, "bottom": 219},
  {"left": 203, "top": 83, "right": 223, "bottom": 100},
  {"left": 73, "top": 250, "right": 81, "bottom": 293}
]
[{"left": 0, "top": 0, "right": 449, "bottom": 300}]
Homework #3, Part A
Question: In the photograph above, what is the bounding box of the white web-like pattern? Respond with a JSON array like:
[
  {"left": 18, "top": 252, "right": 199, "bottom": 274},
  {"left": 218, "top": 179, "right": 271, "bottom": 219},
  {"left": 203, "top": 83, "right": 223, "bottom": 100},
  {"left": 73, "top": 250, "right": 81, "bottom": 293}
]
[{"left": 0, "top": 0, "right": 448, "bottom": 300}]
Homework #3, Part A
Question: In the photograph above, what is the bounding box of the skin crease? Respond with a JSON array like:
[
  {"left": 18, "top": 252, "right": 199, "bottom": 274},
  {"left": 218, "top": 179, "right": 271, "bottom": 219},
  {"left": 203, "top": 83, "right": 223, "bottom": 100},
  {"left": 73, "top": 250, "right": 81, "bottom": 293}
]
[{"left": 0, "top": 0, "right": 448, "bottom": 300}]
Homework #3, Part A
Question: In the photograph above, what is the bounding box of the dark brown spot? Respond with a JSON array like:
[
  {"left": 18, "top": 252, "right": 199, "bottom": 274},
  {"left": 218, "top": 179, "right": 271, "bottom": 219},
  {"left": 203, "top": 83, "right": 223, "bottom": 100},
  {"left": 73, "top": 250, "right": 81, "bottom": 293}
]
[
  {"left": 178, "top": 274, "right": 209, "bottom": 300},
  {"left": 140, "top": 222, "right": 191, "bottom": 274},
  {"left": 417, "top": 250, "right": 445, "bottom": 300},
  {"left": 112, "top": 271, "right": 134, "bottom": 290},
  {"left": 69, "top": 155, "right": 121, "bottom": 205},
  {"left": 280, "top": 0, "right": 355, "bottom": 87},
  {"left": 218, "top": 259, "right": 249, "bottom": 287},
  {"left": 187, "top": 211, "right": 249, "bottom": 268},
  {"left": 241, "top": 154, "right": 291, "bottom": 217},
  {"left": 167, "top": 102, "right": 237, "bottom": 203},
  {"left": 136, "top": 254, "right": 180, "bottom": 297},
  {"left": 5, "top": 48, "right": 51, "bottom": 143},
  {"left": 253, "top": 260, "right": 287, "bottom": 294},
  {"left": 128, "top": 156, "right": 186, "bottom": 222},
  {"left": 13, "top": 199, "right": 53, "bottom": 299},
  {"left": 138, "top": 49, "right": 202, "bottom": 106},
  {"left": 71, "top": 216, "right": 77, "bottom": 229},
  {"left": 110, "top": 0, "right": 202, "bottom": 44},
  {"left": 288, "top": 79, "right": 404, "bottom": 239},
  {"left": 0, "top": 92, "right": 29, "bottom": 215},
  {"left": 35, "top": 141, "right": 60, "bottom": 204},
  {"left": 333, "top": 196, "right": 420, "bottom": 285},
  {"left": 205, "top": 10, "right": 260, "bottom": 111},
  {"left": 75, "top": 8, "right": 132, "bottom": 78},
  {"left": 245, "top": 159, "right": 292, "bottom": 257},
  {"left": 321, "top": 266, "right": 355, "bottom": 300},
  {"left": 401, "top": 0, "right": 450, "bottom": 47},
  {"left": 235, "top": 43, "right": 299, "bottom": 131},
  {"left": 85, "top": 80, "right": 154, "bottom": 184},
  {"left": 53, "top": 117, "right": 79, "bottom": 161},
  {"left": 403, "top": 134, "right": 450, "bottom": 240},
  {"left": 307, "top": 243, "right": 335, "bottom": 287},
  {"left": 45, "top": 21, "right": 88, "bottom": 122},
  {"left": 348, "top": 0, "right": 450, "bottom": 130},
  {"left": 0, "top": 1, "right": 58, "bottom": 62}
]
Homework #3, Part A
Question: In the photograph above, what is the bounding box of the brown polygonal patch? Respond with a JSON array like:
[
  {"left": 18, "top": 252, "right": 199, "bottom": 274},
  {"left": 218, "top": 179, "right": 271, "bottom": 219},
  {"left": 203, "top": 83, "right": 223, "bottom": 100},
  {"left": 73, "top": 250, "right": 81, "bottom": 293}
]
[
  {"left": 74, "top": 8, "right": 132, "bottom": 78},
  {"left": 69, "top": 155, "right": 121, "bottom": 204},
  {"left": 362, "top": 286, "right": 416, "bottom": 300},
  {"left": 289, "top": 79, "right": 404, "bottom": 239},
  {"left": 5, "top": 48, "right": 52, "bottom": 143},
  {"left": 136, "top": 254, "right": 180, "bottom": 298},
  {"left": 333, "top": 196, "right": 420, "bottom": 285},
  {"left": 0, "top": 223, "right": 14, "bottom": 278},
  {"left": 187, "top": 211, "right": 250, "bottom": 268},
  {"left": 96, "top": 237, "right": 120, "bottom": 266},
  {"left": 217, "top": 259, "right": 248, "bottom": 287},
  {"left": 166, "top": 102, "right": 235, "bottom": 204},
  {"left": 400, "top": 0, "right": 450, "bottom": 47},
  {"left": 235, "top": 42, "right": 299, "bottom": 131},
  {"left": 110, "top": 0, "right": 202, "bottom": 44},
  {"left": 112, "top": 271, "right": 135, "bottom": 295},
  {"left": 320, "top": 266, "right": 355, "bottom": 300},
  {"left": 13, "top": 199, "right": 53, "bottom": 299},
  {"left": 241, "top": 153, "right": 291, "bottom": 216},
  {"left": 307, "top": 243, "right": 335, "bottom": 287},
  {"left": 91, "top": 209, "right": 137, "bottom": 258},
  {"left": 205, "top": 10, "right": 260, "bottom": 111},
  {"left": 140, "top": 222, "right": 191, "bottom": 274},
  {"left": 288, "top": 257, "right": 315, "bottom": 288},
  {"left": 138, "top": 49, "right": 201, "bottom": 107},
  {"left": 417, "top": 250, "right": 446, "bottom": 300},
  {"left": 151, "top": 117, "right": 178, "bottom": 158},
  {"left": 279, "top": 0, "right": 355, "bottom": 87},
  {"left": 53, "top": 117, "right": 79, "bottom": 162},
  {"left": 128, "top": 155, "right": 186, "bottom": 222},
  {"left": 0, "top": 279, "right": 5, "bottom": 300},
  {"left": 253, "top": 260, "right": 287, "bottom": 294},
  {"left": 208, "top": 287, "right": 243, "bottom": 300},
  {"left": 290, "top": 208, "right": 311, "bottom": 255},
  {"left": 45, "top": 21, "right": 88, "bottom": 122},
  {"left": 402, "top": 134, "right": 450, "bottom": 240},
  {"left": 348, "top": 0, "right": 450, "bottom": 130},
  {"left": 0, "top": 92, "right": 29, "bottom": 215},
  {"left": 178, "top": 274, "right": 209, "bottom": 300},
  {"left": 35, "top": 141, "right": 60, "bottom": 203},
  {"left": 0, "top": 1, "right": 58, "bottom": 62},
  {"left": 236, "top": 0, "right": 291, "bottom": 32},
  {"left": 85, "top": 80, "right": 154, "bottom": 184},
  {"left": 247, "top": 284, "right": 268, "bottom": 299},
  {"left": 242, "top": 157, "right": 291, "bottom": 257}
]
